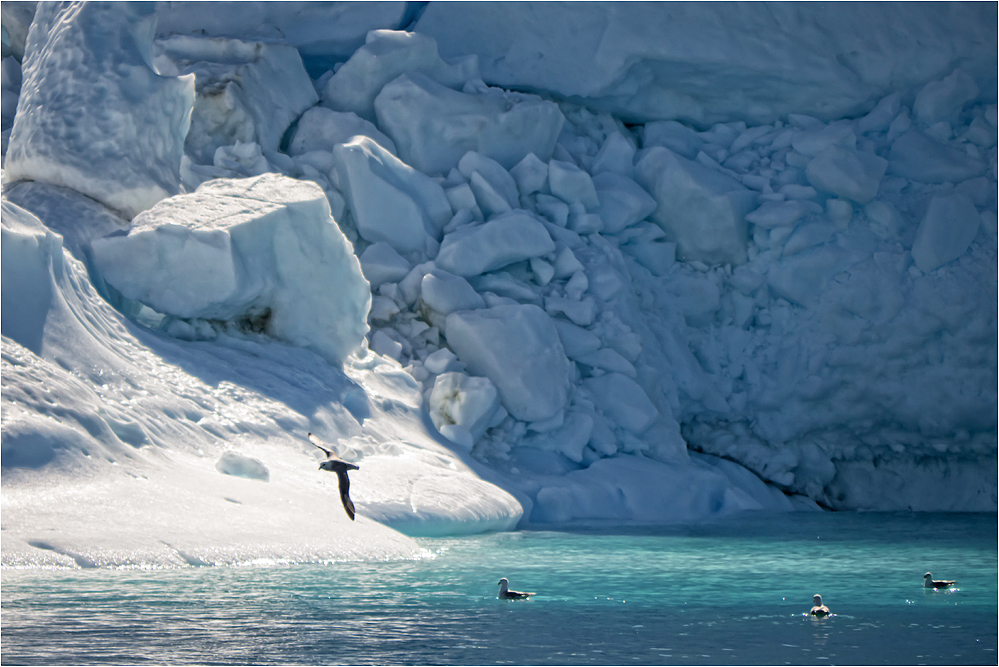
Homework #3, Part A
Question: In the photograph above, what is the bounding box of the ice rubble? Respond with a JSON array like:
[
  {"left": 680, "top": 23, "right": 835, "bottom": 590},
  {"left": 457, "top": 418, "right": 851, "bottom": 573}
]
[
  {"left": 1, "top": 3, "right": 996, "bottom": 566},
  {"left": 153, "top": 35, "right": 319, "bottom": 164}
]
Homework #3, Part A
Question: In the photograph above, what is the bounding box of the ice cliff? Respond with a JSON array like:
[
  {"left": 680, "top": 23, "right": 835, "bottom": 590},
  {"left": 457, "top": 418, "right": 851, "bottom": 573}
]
[{"left": 1, "top": 1, "right": 995, "bottom": 567}]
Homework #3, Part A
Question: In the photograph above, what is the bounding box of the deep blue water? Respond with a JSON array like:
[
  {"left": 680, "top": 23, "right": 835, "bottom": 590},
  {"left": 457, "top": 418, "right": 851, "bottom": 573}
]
[{"left": 2, "top": 512, "right": 996, "bottom": 665}]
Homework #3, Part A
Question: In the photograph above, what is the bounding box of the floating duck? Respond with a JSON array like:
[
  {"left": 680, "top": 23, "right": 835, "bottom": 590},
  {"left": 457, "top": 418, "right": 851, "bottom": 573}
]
[
  {"left": 923, "top": 572, "right": 956, "bottom": 589},
  {"left": 497, "top": 578, "right": 534, "bottom": 600},
  {"left": 309, "top": 433, "right": 359, "bottom": 520},
  {"left": 809, "top": 594, "right": 830, "bottom": 617}
]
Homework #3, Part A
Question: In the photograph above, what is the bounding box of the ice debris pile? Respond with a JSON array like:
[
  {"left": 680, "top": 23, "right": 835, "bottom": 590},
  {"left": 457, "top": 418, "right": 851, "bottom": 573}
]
[{"left": 2, "top": 2, "right": 996, "bottom": 533}]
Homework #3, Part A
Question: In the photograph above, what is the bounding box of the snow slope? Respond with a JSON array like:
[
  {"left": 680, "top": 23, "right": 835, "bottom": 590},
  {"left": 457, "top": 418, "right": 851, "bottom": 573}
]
[{"left": 2, "top": 2, "right": 996, "bottom": 567}]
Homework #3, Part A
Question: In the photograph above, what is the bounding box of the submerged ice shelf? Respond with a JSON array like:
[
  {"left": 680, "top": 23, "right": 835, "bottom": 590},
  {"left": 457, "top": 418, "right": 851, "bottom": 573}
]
[{"left": 2, "top": 2, "right": 996, "bottom": 567}]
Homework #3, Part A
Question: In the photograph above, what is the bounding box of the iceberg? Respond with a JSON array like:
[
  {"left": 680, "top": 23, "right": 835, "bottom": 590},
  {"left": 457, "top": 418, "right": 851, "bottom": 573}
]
[
  {"left": 636, "top": 147, "right": 756, "bottom": 266},
  {"left": 444, "top": 305, "right": 572, "bottom": 423},
  {"left": 374, "top": 72, "right": 565, "bottom": 175},
  {"left": 2, "top": 3, "right": 996, "bottom": 567},
  {"left": 321, "top": 29, "right": 479, "bottom": 123},
  {"left": 435, "top": 210, "right": 556, "bottom": 277},
  {"left": 331, "top": 135, "right": 452, "bottom": 254}
]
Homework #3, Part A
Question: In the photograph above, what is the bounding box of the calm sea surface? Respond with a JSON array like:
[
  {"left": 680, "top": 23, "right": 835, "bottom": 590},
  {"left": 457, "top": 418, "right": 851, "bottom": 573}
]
[{"left": 2, "top": 512, "right": 996, "bottom": 665}]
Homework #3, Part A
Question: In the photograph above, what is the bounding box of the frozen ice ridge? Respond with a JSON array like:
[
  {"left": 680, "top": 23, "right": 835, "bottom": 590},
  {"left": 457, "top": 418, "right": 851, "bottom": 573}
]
[{"left": 1, "top": 3, "right": 995, "bottom": 567}]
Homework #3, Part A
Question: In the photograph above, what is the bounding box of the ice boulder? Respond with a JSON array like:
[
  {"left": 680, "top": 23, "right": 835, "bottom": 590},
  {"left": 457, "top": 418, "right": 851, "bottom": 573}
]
[
  {"left": 888, "top": 130, "right": 988, "bottom": 184},
  {"left": 913, "top": 69, "right": 980, "bottom": 127},
  {"left": 592, "top": 131, "right": 639, "bottom": 176},
  {"left": 582, "top": 373, "right": 659, "bottom": 434},
  {"left": 910, "top": 193, "right": 982, "bottom": 272},
  {"left": 332, "top": 136, "right": 452, "bottom": 254},
  {"left": 592, "top": 172, "right": 657, "bottom": 234},
  {"left": 552, "top": 319, "right": 602, "bottom": 360},
  {"left": 5, "top": 2, "right": 194, "bottom": 219},
  {"left": 548, "top": 159, "right": 600, "bottom": 210},
  {"left": 745, "top": 199, "right": 819, "bottom": 229},
  {"left": 153, "top": 35, "right": 318, "bottom": 165},
  {"left": 289, "top": 106, "right": 397, "bottom": 157},
  {"left": 435, "top": 210, "right": 556, "bottom": 277},
  {"left": 215, "top": 452, "right": 269, "bottom": 482},
  {"left": 510, "top": 153, "right": 550, "bottom": 196},
  {"left": 445, "top": 305, "right": 572, "bottom": 423},
  {"left": 374, "top": 72, "right": 565, "bottom": 175},
  {"left": 791, "top": 121, "right": 856, "bottom": 158},
  {"left": 321, "top": 29, "right": 479, "bottom": 123},
  {"left": 805, "top": 145, "right": 888, "bottom": 204},
  {"left": 418, "top": 269, "right": 486, "bottom": 331},
  {"left": 428, "top": 372, "right": 503, "bottom": 447},
  {"left": 635, "top": 147, "right": 756, "bottom": 265},
  {"left": 91, "top": 174, "right": 370, "bottom": 363},
  {"left": 358, "top": 241, "right": 411, "bottom": 289},
  {"left": 458, "top": 151, "right": 520, "bottom": 215}
]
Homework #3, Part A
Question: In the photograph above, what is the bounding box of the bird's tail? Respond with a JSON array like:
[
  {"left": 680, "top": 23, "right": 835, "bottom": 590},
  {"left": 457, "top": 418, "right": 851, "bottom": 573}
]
[{"left": 342, "top": 493, "right": 356, "bottom": 521}]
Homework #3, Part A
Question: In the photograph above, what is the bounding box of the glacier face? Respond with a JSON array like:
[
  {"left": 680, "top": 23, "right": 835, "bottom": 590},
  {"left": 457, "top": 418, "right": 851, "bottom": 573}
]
[
  {"left": 414, "top": 1, "right": 998, "bottom": 128},
  {"left": 1, "top": 1, "right": 996, "bottom": 567}
]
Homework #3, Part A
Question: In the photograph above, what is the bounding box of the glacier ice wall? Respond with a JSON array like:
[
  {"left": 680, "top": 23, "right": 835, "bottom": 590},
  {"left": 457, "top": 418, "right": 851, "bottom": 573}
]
[
  {"left": 5, "top": 2, "right": 194, "bottom": 218},
  {"left": 415, "top": 2, "right": 998, "bottom": 128}
]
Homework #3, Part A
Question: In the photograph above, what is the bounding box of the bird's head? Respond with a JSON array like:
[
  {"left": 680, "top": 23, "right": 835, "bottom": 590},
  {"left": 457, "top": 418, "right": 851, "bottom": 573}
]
[
  {"left": 319, "top": 461, "right": 332, "bottom": 471},
  {"left": 923, "top": 572, "right": 932, "bottom": 580},
  {"left": 813, "top": 594, "right": 822, "bottom": 605},
  {"left": 498, "top": 578, "right": 508, "bottom": 587}
]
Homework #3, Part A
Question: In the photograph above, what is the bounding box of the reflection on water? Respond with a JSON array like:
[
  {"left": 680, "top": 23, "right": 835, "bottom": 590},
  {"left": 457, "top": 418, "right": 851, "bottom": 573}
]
[{"left": 2, "top": 512, "right": 996, "bottom": 665}]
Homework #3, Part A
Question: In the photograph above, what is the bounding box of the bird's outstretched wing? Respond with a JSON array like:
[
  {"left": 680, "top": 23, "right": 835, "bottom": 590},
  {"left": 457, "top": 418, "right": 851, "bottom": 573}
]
[
  {"left": 336, "top": 470, "right": 356, "bottom": 521},
  {"left": 308, "top": 432, "right": 333, "bottom": 458}
]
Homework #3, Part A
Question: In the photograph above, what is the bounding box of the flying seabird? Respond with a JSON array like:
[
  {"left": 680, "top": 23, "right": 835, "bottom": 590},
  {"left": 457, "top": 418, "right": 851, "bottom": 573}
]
[
  {"left": 809, "top": 594, "right": 830, "bottom": 617},
  {"left": 497, "top": 578, "right": 534, "bottom": 600},
  {"left": 308, "top": 433, "right": 359, "bottom": 521},
  {"left": 923, "top": 572, "right": 956, "bottom": 589}
]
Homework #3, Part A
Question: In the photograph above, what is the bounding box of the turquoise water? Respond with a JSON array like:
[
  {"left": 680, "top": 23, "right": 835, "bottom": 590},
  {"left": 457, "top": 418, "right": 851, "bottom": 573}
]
[{"left": 2, "top": 512, "right": 995, "bottom": 665}]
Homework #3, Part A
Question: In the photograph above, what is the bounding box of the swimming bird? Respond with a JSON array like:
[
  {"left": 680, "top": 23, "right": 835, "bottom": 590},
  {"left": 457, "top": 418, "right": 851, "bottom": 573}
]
[
  {"left": 308, "top": 433, "right": 359, "bottom": 521},
  {"left": 497, "top": 578, "right": 534, "bottom": 600},
  {"left": 923, "top": 572, "right": 955, "bottom": 589},
  {"left": 809, "top": 594, "right": 830, "bottom": 617}
]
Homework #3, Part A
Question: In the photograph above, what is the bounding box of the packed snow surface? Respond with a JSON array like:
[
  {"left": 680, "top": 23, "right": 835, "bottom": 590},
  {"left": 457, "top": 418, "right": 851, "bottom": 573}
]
[{"left": 2, "top": 2, "right": 996, "bottom": 567}]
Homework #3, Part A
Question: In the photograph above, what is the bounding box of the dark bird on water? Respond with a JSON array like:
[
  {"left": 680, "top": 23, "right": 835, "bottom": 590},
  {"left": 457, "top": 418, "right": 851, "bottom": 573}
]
[
  {"left": 809, "top": 594, "right": 830, "bottom": 617},
  {"left": 923, "top": 572, "right": 956, "bottom": 589},
  {"left": 309, "top": 433, "right": 359, "bottom": 520},
  {"left": 497, "top": 578, "right": 534, "bottom": 600}
]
